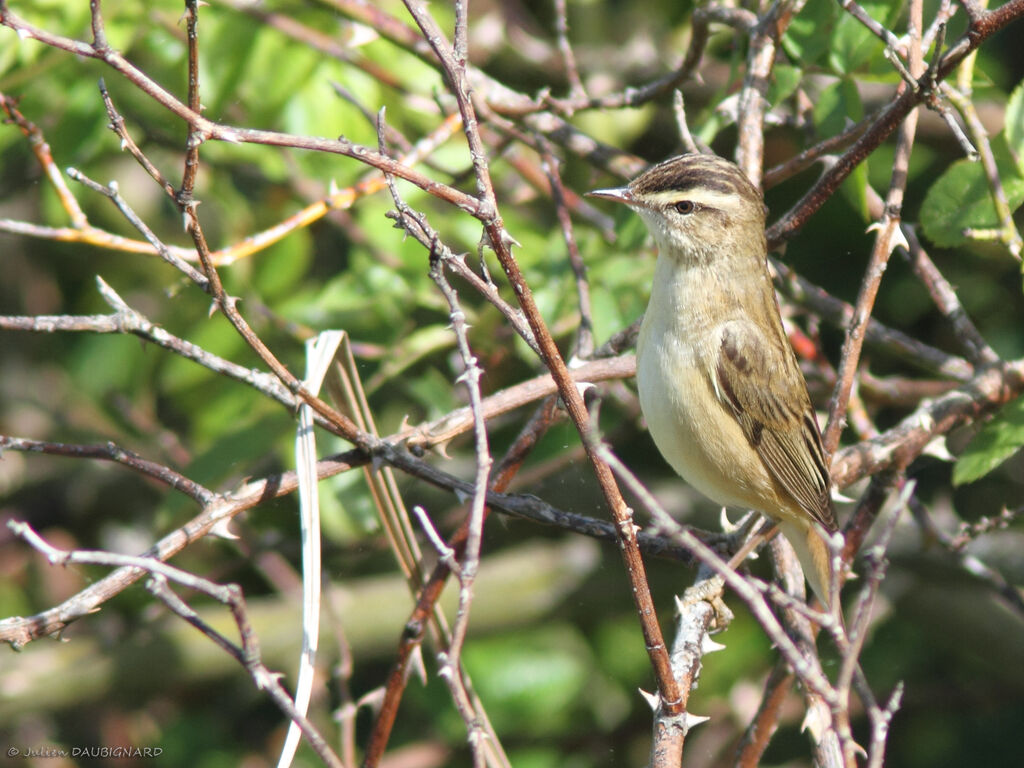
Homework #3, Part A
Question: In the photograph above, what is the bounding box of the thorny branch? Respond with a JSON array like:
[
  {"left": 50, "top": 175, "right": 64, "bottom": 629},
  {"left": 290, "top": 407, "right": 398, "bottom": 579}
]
[
  {"left": 403, "top": 0, "right": 685, "bottom": 740},
  {"left": 381, "top": 109, "right": 499, "bottom": 764},
  {"left": 8, "top": 521, "right": 347, "bottom": 768},
  {"left": 2, "top": 0, "right": 1024, "bottom": 766}
]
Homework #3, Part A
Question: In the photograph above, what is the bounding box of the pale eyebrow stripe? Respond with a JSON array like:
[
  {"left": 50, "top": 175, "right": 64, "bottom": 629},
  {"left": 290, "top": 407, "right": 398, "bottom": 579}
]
[{"left": 643, "top": 189, "right": 745, "bottom": 210}]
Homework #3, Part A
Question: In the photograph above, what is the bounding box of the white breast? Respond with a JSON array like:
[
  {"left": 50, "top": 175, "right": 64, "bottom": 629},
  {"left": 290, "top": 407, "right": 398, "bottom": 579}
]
[{"left": 636, "top": 255, "right": 771, "bottom": 512}]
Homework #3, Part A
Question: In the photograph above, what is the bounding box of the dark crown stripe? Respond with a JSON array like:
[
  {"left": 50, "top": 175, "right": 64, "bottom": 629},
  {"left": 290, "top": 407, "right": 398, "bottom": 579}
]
[{"left": 630, "top": 154, "right": 760, "bottom": 200}]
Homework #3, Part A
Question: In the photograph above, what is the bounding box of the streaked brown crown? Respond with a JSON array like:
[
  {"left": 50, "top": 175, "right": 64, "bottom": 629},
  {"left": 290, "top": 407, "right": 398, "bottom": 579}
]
[{"left": 630, "top": 154, "right": 761, "bottom": 204}]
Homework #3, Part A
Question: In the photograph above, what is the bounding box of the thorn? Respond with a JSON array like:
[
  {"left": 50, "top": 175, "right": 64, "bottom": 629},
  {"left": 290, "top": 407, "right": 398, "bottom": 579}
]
[
  {"left": 354, "top": 686, "right": 386, "bottom": 714},
  {"left": 455, "top": 366, "right": 479, "bottom": 385},
  {"left": 685, "top": 712, "right": 710, "bottom": 730},
  {"left": 638, "top": 688, "right": 660, "bottom": 711},
  {"left": 410, "top": 644, "right": 427, "bottom": 685},
  {"left": 921, "top": 435, "right": 955, "bottom": 462},
  {"left": 801, "top": 699, "right": 830, "bottom": 738},
  {"left": 500, "top": 229, "right": 521, "bottom": 249},
  {"left": 209, "top": 518, "right": 239, "bottom": 540},
  {"left": 913, "top": 409, "right": 938, "bottom": 432},
  {"left": 370, "top": 453, "right": 385, "bottom": 474},
  {"left": 701, "top": 636, "right": 727, "bottom": 654},
  {"left": 719, "top": 507, "right": 737, "bottom": 533},
  {"left": 891, "top": 225, "right": 910, "bottom": 253},
  {"left": 347, "top": 22, "right": 379, "bottom": 48},
  {"left": 575, "top": 381, "right": 596, "bottom": 400},
  {"left": 830, "top": 486, "right": 855, "bottom": 503}
]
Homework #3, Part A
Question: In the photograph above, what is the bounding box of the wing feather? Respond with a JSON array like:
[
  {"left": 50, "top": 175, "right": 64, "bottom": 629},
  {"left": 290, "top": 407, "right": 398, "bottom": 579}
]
[{"left": 714, "top": 321, "right": 836, "bottom": 532}]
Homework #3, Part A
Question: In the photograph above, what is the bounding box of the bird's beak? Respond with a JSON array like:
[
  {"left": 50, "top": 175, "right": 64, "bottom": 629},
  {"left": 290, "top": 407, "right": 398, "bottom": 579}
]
[{"left": 585, "top": 186, "right": 640, "bottom": 208}]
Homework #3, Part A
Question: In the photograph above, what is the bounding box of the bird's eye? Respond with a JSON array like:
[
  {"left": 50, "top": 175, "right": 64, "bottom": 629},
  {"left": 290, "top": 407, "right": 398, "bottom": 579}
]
[{"left": 673, "top": 200, "right": 696, "bottom": 214}]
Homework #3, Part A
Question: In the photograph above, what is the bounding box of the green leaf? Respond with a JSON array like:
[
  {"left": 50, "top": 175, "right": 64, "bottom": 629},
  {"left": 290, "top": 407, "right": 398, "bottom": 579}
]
[
  {"left": 813, "top": 78, "right": 864, "bottom": 137},
  {"left": 253, "top": 229, "right": 313, "bottom": 301},
  {"left": 463, "top": 626, "right": 593, "bottom": 734},
  {"left": 828, "top": 0, "right": 904, "bottom": 75},
  {"left": 783, "top": 0, "right": 837, "bottom": 66},
  {"left": 920, "top": 159, "right": 1024, "bottom": 248},
  {"left": 1005, "top": 81, "right": 1024, "bottom": 174},
  {"left": 844, "top": 159, "right": 871, "bottom": 222},
  {"left": 769, "top": 64, "right": 803, "bottom": 107},
  {"left": 813, "top": 79, "right": 869, "bottom": 218},
  {"left": 953, "top": 395, "right": 1024, "bottom": 485},
  {"left": 189, "top": 418, "right": 290, "bottom": 488},
  {"left": 365, "top": 324, "right": 455, "bottom": 393}
]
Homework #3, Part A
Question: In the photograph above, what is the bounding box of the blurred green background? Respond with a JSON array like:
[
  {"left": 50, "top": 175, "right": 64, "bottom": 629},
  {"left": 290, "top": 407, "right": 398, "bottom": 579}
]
[{"left": 1, "top": 0, "right": 1023, "bottom": 766}]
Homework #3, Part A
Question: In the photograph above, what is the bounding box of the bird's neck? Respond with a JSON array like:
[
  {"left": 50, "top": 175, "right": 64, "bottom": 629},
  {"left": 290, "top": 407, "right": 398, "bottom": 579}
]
[{"left": 645, "top": 248, "right": 739, "bottom": 338}]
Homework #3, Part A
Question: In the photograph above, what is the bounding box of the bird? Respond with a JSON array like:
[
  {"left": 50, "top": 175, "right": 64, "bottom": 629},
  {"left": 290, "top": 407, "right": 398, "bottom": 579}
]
[{"left": 588, "top": 153, "right": 840, "bottom": 608}]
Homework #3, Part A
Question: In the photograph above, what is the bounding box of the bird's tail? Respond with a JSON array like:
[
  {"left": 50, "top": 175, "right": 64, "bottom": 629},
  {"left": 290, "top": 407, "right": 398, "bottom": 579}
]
[{"left": 777, "top": 518, "right": 840, "bottom": 611}]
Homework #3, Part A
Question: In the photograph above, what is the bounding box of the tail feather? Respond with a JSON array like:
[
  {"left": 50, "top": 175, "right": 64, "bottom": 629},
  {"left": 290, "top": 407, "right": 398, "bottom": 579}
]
[{"left": 777, "top": 518, "right": 838, "bottom": 610}]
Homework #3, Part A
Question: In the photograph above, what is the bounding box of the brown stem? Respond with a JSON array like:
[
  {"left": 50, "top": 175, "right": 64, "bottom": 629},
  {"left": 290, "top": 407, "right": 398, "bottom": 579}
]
[{"left": 822, "top": 64, "right": 921, "bottom": 455}]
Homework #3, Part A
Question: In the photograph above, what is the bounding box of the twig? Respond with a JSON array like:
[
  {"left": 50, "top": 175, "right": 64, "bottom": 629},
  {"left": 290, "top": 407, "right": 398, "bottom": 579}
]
[
  {"left": 359, "top": 399, "right": 562, "bottom": 768},
  {"left": 772, "top": 257, "right": 973, "bottom": 381},
  {"left": 403, "top": 0, "right": 684, "bottom": 729},
  {"left": 0, "top": 91, "right": 87, "bottom": 227},
  {"left": 393, "top": 143, "right": 496, "bottom": 766},
  {"left": 762, "top": 110, "right": 877, "bottom": 189},
  {"left": 735, "top": 0, "right": 802, "bottom": 185},
  {"left": 839, "top": 0, "right": 907, "bottom": 57},
  {"left": 861, "top": 181, "right": 1000, "bottom": 367},
  {"left": 765, "top": 0, "right": 1024, "bottom": 247},
  {"left": 865, "top": 682, "right": 904, "bottom": 768},
  {"left": 673, "top": 90, "right": 701, "bottom": 155},
  {"left": 822, "top": 30, "right": 922, "bottom": 455},
  {"left": 64, "top": 168, "right": 209, "bottom": 287},
  {"left": 734, "top": 661, "right": 795, "bottom": 767},
  {"left": 834, "top": 478, "right": 912, "bottom": 767},
  {"left": 541, "top": 145, "right": 594, "bottom": 358},
  {"left": 99, "top": 78, "right": 180, "bottom": 200},
  {"left": 0, "top": 435, "right": 211, "bottom": 503},
  {"left": 942, "top": 81, "right": 1023, "bottom": 257},
  {"left": 597, "top": 448, "right": 836, "bottom": 697},
  {"left": 7, "top": 521, "right": 347, "bottom": 768},
  {"left": 552, "top": 0, "right": 585, "bottom": 99},
  {"left": 180, "top": 0, "right": 203, "bottom": 201},
  {"left": 911, "top": 499, "right": 1024, "bottom": 617}
]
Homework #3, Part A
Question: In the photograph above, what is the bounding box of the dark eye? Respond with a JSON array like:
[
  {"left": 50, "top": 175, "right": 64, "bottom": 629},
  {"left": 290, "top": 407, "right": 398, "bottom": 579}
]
[{"left": 673, "top": 200, "right": 696, "bottom": 214}]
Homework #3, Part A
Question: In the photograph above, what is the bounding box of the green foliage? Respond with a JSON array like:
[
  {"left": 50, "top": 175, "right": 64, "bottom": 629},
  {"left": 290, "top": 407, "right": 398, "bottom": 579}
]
[
  {"left": 829, "top": 0, "right": 904, "bottom": 76},
  {"left": 814, "top": 78, "right": 870, "bottom": 219},
  {"left": 782, "top": 0, "right": 838, "bottom": 67},
  {"left": 783, "top": 0, "right": 904, "bottom": 77},
  {"left": 920, "top": 157, "right": 1024, "bottom": 249},
  {"left": 1005, "top": 81, "right": 1024, "bottom": 173},
  {"left": 463, "top": 627, "right": 595, "bottom": 735},
  {"left": 2, "top": 0, "right": 1024, "bottom": 766},
  {"left": 953, "top": 395, "right": 1024, "bottom": 485}
]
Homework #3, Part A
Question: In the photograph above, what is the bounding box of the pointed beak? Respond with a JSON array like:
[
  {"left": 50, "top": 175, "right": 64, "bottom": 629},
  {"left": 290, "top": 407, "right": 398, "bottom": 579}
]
[{"left": 585, "top": 186, "right": 639, "bottom": 207}]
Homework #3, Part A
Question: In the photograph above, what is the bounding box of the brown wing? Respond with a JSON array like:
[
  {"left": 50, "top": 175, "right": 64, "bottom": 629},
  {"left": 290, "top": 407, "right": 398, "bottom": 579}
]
[{"left": 713, "top": 320, "right": 836, "bottom": 532}]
